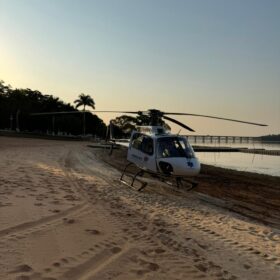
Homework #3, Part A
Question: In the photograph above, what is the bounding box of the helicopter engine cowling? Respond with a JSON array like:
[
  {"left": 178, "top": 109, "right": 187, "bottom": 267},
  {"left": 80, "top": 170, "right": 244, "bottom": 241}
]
[{"left": 157, "top": 157, "right": 200, "bottom": 177}]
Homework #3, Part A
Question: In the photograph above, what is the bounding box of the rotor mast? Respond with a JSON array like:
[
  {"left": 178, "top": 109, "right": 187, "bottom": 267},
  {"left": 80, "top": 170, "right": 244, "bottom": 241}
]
[{"left": 147, "top": 109, "right": 164, "bottom": 126}]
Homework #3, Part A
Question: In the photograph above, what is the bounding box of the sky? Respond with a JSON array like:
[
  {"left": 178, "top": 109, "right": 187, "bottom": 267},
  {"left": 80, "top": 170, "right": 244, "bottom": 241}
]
[{"left": 0, "top": 0, "right": 279, "bottom": 136}]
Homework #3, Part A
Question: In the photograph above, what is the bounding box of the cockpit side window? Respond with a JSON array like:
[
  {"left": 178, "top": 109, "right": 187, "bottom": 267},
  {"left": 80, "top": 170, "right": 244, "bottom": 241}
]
[
  {"left": 141, "top": 137, "right": 154, "bottom": 155},
  {"left": 178, "top": 138, "right": 195, "bottom": 158},
  {"left": 131, "top": 133, "right": 143, "bottom": 150},
  {"left": 131, "top": 133, "right": 154, "bottom": 155}
]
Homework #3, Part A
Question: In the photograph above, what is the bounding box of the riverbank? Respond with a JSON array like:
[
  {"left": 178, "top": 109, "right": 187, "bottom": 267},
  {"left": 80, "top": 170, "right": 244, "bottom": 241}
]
[
  {"left": 94, "top": 146, "right": 280, "bottom": 228},
  {"left": 193, "top": 145, "right": 280, "bottom": 156}
]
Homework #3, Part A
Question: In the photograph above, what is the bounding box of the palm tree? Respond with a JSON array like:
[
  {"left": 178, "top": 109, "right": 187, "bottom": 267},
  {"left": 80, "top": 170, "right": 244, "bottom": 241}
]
[
  {"left": 74, "top": 93, "right": 95, "bottom": 111},
  {"left": 74, "top": 93, "right": 95, "bottom": 136}
]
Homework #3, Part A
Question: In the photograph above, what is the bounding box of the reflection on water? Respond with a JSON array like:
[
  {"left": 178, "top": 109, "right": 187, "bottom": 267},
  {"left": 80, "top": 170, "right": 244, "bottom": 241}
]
[
  {"left": 197, "top": 152, "right": 280, "bottom": 177},
  {"left": 189, "top": 140, "right": 280, "bottom": 151},
  {"left": 188, "top": 140, "right": 280, "bottom": 177}
]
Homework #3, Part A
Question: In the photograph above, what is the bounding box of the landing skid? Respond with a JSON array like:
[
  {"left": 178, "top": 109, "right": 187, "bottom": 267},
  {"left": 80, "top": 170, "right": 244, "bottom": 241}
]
[
  {"left": 120, "top": 163, "right": 147, "bottom": 191},
  {"left": 120, "top": 162, "right": 198, "bottom": 192},
  {"left": 175, "top": 177, "right": 198, "bottom": 191}
]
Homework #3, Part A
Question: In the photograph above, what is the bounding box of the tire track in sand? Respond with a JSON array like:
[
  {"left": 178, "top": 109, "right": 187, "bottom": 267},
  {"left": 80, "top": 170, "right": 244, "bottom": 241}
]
[
  {"left": 60, "top": 151, "right": 239, "bottom": 280},
  {"left": 31, "top": 147, "right": 276, "bottom": 280},
  {"left": 0, "top": 203, "right": 89, "bottom": 240}
]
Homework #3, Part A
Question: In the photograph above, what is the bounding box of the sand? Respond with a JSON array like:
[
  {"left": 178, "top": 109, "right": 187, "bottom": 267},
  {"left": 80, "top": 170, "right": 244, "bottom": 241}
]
[
  {"left": 98, "top": 146, "right": 280, "bottom": 228},
  {"left": 0, "top": 137, "right": 279, "bottom": 280}
]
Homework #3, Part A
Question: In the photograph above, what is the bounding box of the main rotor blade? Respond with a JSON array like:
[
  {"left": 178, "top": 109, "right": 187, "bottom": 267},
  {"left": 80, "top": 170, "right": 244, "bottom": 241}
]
[
  {"left": 93, "top": 111, "right": 139, "bottom": 114},
  {"left": 163, "top": 113, "right": 268, "bottom": 127},
  {"left": 163, "top": 116, "right": 195, "bottom": 132}
]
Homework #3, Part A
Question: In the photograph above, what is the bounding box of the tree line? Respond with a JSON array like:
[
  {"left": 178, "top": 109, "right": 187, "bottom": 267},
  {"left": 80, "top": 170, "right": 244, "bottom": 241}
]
[
  {"left": 0, "top": 80, "right": 106, "bottom": 137},
  {"left": 261, "top": 134, "right": 280, "bottom": 142}
]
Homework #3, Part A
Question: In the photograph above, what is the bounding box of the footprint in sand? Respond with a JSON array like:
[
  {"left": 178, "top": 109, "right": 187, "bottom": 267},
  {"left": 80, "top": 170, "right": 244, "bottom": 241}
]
[
  {"left": 195, "top": 263, "right": 208, "bottom": 273},
  {"left": 268, "top": 232, "right": 280, "bottom": 241},
  {"left": 52, "top": 262, "right": 61, "bottom": 267},
  {"left": 51, "top": 200, "right": 61, "bottom": 205},
  {"left": 154, "top": 248, "right": 166, "bottom": 254},
  {"left": 64, "top": 194, "right": 79, "bottom": 201},
  {"left": 10, "top": 264, "right": 33, "bottom": 273},
  {"left": 60, "top": 258, "right": 69, "bottom": 264},
  {"left": 50, "top": 209, "right": 60, "bottom": 213},
  {"left": 34, "top": 203, "right": 44, "bottom": 207},
  {"left": 147, "top": 262, "right": 159, "bottom": 271},
  {"left": 85, "top": 229, "right": 101, "bottom": 235},
  {"left": 63, "top": 218, "right": 75, "bottom": 224},
  {"left": 111, "top": 247, "right": 122, "bottom": 254},
  {"left": 134, "top": 269, "right": 150, "bottom": 276},
  {"left": 15, "top": 276, "right": 30, "bottom": 280}
]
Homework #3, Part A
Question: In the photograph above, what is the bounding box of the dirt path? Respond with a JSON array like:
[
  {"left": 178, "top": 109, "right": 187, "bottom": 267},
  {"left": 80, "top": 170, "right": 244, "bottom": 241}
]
[{"left": 0, "top": 137, "right": 279, "bottom": 280}]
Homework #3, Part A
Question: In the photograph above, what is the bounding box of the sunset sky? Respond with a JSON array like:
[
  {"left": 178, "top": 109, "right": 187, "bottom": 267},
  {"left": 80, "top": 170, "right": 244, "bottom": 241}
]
[{"left": 0, "top": 0, "right": 279, "bottom": 136}]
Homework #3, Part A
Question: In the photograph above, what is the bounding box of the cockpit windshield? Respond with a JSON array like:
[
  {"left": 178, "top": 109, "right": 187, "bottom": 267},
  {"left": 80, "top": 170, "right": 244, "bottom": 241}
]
[{"left": 157, "top": 136, "right": 195, "bottom": 158}]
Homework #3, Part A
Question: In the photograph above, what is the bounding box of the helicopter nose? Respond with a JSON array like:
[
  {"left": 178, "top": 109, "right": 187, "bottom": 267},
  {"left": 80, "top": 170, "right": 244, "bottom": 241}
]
[
  {"left": 158, "top": 158, "right": 200, "bottom": 177},
  {"left": 187, "top": 161, "right": 194, "bottom": 167}
]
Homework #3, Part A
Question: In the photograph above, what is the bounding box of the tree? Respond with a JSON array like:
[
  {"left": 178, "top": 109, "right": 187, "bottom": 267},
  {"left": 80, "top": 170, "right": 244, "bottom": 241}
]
[
  {"left": 74, "top": 93, "right": 95, "bottom": 136},
  {"left": 0, "top": 81, "right": 106, "bottom": 137},
  {"left": 110, "top": 114, "right": 171, "bottom": 138},
  {"left": 74, "top": 93, "right": 95, "bottom": 111},
  {"left": 110, "top": 115, "right": 138, "bottom": 138}
]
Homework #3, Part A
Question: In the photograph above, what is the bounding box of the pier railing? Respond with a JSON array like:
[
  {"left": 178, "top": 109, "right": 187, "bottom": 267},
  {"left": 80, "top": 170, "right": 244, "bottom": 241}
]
[{"left": 186, "top": 135, "right": 262, "bottom": 144}]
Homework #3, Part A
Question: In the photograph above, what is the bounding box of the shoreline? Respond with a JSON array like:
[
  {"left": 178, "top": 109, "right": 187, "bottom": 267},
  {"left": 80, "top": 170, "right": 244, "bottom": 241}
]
[
  {"left": 194, "top": 145, "right": 280, "bottom": 156},
  {"left": 94, "top": 146, "right": 280, "bottom": 229}
]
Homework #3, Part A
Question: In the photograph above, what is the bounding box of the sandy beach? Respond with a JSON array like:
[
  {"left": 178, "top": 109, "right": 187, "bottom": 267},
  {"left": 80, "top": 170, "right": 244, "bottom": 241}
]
[{"left": 0, "top": 136, "right": 279, "bottom": 280}]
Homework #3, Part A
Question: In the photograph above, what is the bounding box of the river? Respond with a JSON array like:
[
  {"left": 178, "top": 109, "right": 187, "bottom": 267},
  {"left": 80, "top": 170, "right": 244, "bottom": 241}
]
[{"left": 189, "top": 140, "right": 280, "bottom": 177}]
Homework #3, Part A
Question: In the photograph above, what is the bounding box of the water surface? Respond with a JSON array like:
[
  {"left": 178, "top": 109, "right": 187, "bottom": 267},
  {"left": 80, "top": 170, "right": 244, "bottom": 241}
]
[
  {"left": 187, "top": 140, "right": 280, "bottom": 177},
  {"left": 197, "top": 152, "right": 280, "bottom": 177}
]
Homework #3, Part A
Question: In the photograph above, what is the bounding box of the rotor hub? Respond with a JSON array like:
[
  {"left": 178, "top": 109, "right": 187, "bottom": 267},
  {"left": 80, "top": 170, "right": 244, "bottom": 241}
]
[{"left": 146, "top": 109, "right": 164, "bottom": 126}]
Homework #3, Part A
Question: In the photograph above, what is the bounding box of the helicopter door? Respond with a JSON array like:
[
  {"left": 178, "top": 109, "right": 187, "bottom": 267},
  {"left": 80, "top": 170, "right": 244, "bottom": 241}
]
[
  {"left": 156, "top": 138, "right": 175, "bottom": 175},
  {"left": 127, "top": 133, "right": 156, "bottom": 171},
  {"left": 140, "top": 136, "right": 156, "bottom": 172}
]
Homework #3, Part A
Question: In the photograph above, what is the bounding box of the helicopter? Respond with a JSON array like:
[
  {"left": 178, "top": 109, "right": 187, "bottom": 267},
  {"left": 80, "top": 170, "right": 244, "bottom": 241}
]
[{"left": 94, "top": 109, "right": 268, "bottom": 191}]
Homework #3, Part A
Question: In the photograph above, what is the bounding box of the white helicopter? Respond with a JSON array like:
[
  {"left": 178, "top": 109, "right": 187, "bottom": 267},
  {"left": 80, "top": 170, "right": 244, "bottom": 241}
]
[{"left": 95, "top": 109, "right": 267, "bottom": 191}]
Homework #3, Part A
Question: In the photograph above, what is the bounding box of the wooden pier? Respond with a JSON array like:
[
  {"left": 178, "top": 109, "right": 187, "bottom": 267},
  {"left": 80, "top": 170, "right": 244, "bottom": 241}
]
[
  {"left": 193, "top": 146, "right": 280, "bottom": 156},
  {"left": 187, "top": 135, "right": 261, "bottom": 144},
  {"left": 240, "top": 149, "right": 280, "bottom": 156},
  {"left": 193, "top": 146, "right": 242, "bottom": 152}
]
